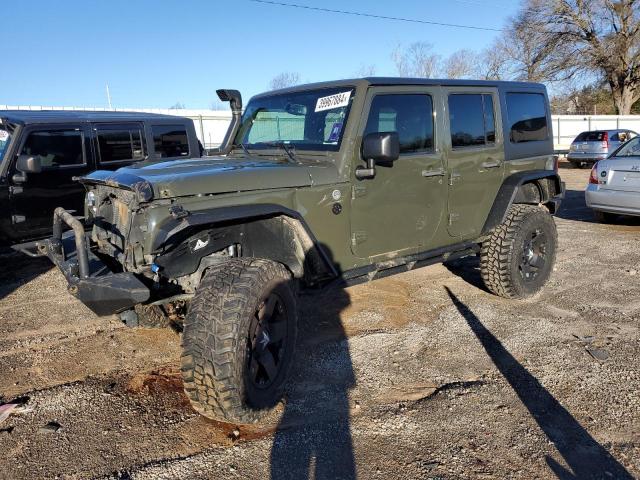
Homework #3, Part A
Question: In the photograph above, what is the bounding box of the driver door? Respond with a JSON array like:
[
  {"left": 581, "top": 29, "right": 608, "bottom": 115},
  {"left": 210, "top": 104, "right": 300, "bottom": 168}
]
[
  {"left": 350, "top": 86, "right": 447, "bottom": 259},
  {"left": 9, "top": 124, "right": 93, "bottom": 240}
]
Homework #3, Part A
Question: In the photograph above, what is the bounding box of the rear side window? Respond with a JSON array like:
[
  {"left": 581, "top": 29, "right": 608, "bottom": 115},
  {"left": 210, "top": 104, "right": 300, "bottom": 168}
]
[
  {"left": 96, "top": 124, "right": 145, "bottom": 163},
  {"left": 152, "top": 124, "right": 190, "bottom": 158},
  {"left": 506, "top": 93, "right": 548, "bottom": 143},
  {"left": 364, "top": 94, "right": 434, "bottom": 154},
  {"left": 575, "top": 131, "right": 607, "bottom": 142},
  {"left": 448, "top": 94, "right": 495, "bottom": 148},
  {"left": 20, "top": 129, "right": 84, "bottom": 168}
]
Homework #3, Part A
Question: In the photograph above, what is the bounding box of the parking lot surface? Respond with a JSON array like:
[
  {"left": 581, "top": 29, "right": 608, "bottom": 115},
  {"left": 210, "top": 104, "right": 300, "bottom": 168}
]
[{"left": 0, "top": 165, "right": 638, "bottom": 479}]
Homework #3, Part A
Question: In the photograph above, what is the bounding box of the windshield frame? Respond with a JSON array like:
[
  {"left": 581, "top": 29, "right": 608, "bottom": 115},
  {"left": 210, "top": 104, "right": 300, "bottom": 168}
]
[
  {"left": 0, "top": 123, "right": 13, "bottom": 165},
  {"left": 234, "top": 86, "right": 356, "bottom": 153}
]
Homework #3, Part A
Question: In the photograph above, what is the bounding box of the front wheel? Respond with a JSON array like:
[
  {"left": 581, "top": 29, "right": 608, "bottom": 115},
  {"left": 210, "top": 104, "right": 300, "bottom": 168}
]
[
  {"left": 480, "top": 204, "right": 557, "bottom": 299},
  {"left": 181, "top": 258, "right": 297, "bottom": 423}
]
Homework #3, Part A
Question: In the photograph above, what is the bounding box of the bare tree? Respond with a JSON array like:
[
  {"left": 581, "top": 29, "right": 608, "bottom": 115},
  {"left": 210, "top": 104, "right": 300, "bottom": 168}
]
[
  {"left": 392, "top": 42, "right": 441, "bottom": 78},
  {"left": 169, "top": 102, "right": 185, "bottom": 109},
  {"left": 476, "top": 43, "right": 512, "bottom": 80},
  {"left": 269, "top": 72, "right": 301, "bottom": 90},
  {"left": 354, "top": 64, "right": 377, "bottom": 77},
  {"left": 443, "top": 50, "right": 479, "bottom": 79},
  {"left": 515, "top": 0, "right": 640, "bottom": 114}
]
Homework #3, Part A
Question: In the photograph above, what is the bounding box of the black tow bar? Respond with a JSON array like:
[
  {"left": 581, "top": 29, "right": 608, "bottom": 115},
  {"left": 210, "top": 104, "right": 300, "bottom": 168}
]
[{"left": 51, "top": 207, "right": 90, "bottom": 279}]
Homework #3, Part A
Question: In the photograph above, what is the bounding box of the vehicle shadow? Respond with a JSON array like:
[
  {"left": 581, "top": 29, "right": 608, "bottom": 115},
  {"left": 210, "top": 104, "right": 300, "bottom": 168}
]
[
  {"left": 444, "top": 287, "right": 632, "bottom": 479},
  {"left": 0, "top": 250, "right": 52, "bottom": 301},
  {"left": 270, "top": 276, "right": 356, "bottom": 478}
]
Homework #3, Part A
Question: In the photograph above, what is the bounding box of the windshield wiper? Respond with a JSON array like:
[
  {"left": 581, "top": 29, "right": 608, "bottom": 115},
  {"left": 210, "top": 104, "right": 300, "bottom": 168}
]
[
  {"left": 239, "top": 143, "right": 251, "bottom": 156},
  {"left": 254, "top": 141, "right": 297, "bottom": 163}
]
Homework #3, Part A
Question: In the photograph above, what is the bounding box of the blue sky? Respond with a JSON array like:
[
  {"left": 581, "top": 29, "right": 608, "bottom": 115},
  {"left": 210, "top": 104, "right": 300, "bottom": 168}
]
[{"left": 2, "top": 0, "right": 520, "bottom": 109}]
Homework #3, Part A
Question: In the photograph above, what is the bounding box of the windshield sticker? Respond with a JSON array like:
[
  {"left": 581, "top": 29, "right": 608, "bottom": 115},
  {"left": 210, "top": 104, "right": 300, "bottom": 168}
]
[
  {"left": 327, "top": 122, "right": 343, "bottom": 142},
  {"left": 315, "top": 91, "right": 352, "bottom": 112},
  {"left": 0, "top": 130, "right": 8, "bottom": 142}
]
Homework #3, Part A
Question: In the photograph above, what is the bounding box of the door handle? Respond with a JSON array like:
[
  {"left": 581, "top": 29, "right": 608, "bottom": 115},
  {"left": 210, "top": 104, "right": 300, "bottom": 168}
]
[
  {"left": 481, "top": 159, "right": 501, "bottom": 169},
  {"left": 422, "top": 168, "right": 445, "bottom": 177}
]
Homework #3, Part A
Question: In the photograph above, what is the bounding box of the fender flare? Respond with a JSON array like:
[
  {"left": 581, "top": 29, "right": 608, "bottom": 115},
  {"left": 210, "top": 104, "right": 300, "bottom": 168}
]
[
  {"left": 152, "top": 203, "right": 338, "bottom": 282},
  {"left": 481, "top": 170, "right": 564, "bottom": 235}
]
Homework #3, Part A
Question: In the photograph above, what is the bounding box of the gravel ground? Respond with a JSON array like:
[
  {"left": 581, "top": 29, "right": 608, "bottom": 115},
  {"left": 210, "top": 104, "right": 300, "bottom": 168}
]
[{"left": 0, "top": 164, "right": 638, "bottom": 480}]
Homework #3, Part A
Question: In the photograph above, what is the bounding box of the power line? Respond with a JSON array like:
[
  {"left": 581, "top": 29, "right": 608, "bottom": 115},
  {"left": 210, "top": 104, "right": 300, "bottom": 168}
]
[{"left": 247, "top": 0, "right": 504, "bottom": 32}]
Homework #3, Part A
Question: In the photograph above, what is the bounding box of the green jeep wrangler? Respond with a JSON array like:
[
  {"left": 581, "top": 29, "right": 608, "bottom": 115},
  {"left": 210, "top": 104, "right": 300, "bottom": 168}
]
[{"left": 41, "top": 78, "right": 564, "bottom": 423}]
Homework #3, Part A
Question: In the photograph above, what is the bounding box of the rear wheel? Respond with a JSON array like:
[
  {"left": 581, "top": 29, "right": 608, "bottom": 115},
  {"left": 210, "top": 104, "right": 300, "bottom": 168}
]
[
  {"left": 481, "top": 204, "right": 557, "bottom": 299},
  {"left": 181, "top": 258, "right": 297, "bottom": 423}
]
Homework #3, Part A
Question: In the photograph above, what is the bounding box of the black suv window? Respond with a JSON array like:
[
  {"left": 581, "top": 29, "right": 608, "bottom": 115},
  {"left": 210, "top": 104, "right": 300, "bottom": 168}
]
[
  {"left": 152, "top": 125, "right": 190, "bottom": 158},
  {"left": 506, "top": 93, "right": 548, "bottom": 143},
  {"left": 448, "top": 94, "right": 495, "bottom": 148},
  {"left": 20, "top": 129, "right": 84, "bottom": 168},
  {"left": 96, "top": 124, "right": 145, "bottom": 163},
  {"left": 364, "top": 94, "right": 434, "bottom": 154}
]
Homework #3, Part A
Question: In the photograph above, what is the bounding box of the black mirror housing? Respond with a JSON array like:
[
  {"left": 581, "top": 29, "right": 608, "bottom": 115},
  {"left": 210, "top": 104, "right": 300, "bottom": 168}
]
[
  {"left": 16, "top": 155, "right": 41, "bottom": 173},
  {"left": 362, "top": 132, "right": 400, "bottom": 165}
]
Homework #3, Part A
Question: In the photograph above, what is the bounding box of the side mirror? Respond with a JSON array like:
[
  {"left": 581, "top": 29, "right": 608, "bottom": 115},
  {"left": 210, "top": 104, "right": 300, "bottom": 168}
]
[
  {"left": 356, "top": 132, "right": 400, "bottom": 179},
  {"left": 13, "top": 155, "right": 41, "bottom": 183}
]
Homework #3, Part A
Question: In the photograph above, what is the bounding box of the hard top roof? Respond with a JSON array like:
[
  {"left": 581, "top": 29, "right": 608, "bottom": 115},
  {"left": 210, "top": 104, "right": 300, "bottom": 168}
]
[
  {"left": 0, "top": 110, "right": 190, "bottom": 125},
  {"left": 253, "top": 77, "right": 547, "bottom": 98}
]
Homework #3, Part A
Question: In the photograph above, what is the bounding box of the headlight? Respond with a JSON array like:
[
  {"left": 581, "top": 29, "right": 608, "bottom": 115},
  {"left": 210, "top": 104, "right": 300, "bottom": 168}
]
[{"left": 86, "top": 191, "right": 97, "bottom": 214}]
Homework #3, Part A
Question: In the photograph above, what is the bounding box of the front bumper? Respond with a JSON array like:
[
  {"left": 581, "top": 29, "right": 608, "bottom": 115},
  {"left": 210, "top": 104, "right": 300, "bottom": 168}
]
[
  {"left": 585, "top": 185, "right": 640, "bottom": 217},
  {"left": 38, "top": 208, "right": 150, "bottom": 316}
]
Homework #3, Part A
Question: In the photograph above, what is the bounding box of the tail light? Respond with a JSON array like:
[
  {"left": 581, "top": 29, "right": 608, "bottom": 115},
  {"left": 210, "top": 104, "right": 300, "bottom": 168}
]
[
  {"left": 589, "top": 163, "right": 600, "bottom": 184},
  {"left": 601, "top": 131, "right": 609, "bottom": 149}
]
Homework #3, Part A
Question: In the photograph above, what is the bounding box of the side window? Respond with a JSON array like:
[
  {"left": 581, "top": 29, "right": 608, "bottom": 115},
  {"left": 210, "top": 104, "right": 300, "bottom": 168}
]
[
  {"left": 448, "top": 94, "right": 495, "bottom": 148},
  {"left": 96, "top": 125, "right": 145, "bottom": 163},
  {"left": 364, "top": 94, "right": 434, "bottom": 154},
  {"left": 506, "top": 93, "right": 548, "bottom": 143},
  {"left": 152, "top": 124, "right": 190, "bottom": 158},
  {"left": 20, "top": 129, "right": 84, "bottom": 168}
]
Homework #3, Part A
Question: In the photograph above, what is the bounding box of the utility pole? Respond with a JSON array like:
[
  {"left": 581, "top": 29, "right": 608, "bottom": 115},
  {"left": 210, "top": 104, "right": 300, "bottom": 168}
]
[{"left": 106, "top": 84, "right": 113, "bottom": 109}]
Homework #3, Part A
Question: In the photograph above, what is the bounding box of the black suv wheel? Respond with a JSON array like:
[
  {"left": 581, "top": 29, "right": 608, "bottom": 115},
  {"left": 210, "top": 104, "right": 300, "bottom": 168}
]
[
  {"left": 480, "top": 204, "right": 557, "bottom": 299},
  {"left": 181, "top": 258, "right": 297, "bottom": 423}
]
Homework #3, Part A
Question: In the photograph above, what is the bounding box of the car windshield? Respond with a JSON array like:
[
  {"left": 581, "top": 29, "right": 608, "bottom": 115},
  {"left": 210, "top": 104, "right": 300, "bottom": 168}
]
[
  {"left": 234, "top": 87, "right": 355, "bottom": 152},
  {"left": 612, "top": 136, "right": 640, "bottom": 157},
  {"left": 0, "top": 127, "right": 11, "bottom": 162}
]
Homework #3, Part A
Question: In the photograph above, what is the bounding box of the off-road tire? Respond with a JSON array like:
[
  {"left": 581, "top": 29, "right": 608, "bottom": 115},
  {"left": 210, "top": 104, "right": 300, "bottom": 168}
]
[
  {"left": 134, "top": 304, "right": 170, "bottom": 328},
  {"left": 480, "top": 204, "right": 557, "bottom": 299},
  {"left": 593, "top": 210, "right": 617, "bottom": 223},
  {"left": 181, "top": 258, "right": 297, "bottom": 423}
]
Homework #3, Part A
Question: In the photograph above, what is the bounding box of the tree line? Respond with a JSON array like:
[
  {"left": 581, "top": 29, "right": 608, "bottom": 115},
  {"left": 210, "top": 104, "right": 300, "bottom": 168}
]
[{"left": 268, "top": 1, "right": 640, "bottom": 115}]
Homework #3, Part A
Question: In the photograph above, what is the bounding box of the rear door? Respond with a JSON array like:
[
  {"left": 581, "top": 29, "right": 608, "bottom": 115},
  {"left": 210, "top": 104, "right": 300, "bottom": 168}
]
[
  {"left": 92, "top": 122, "right": 146, "bottom": 169},
  {"left": 8, "top": 124, "right": 93, "bottom": 239},
  {"left": 444, "top": 88, "right": 504, "bottom": 238}
]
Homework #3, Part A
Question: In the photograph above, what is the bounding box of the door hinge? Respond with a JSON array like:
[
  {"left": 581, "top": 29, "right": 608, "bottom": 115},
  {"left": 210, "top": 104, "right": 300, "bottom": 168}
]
[
  {"left": 9, "top": 186, "right": 23, "bottom": 195},
  {"left": 352, "top": 184, "right": 367, "bottom": 199},
  {"left": 11, "top": 215, "right": 26, "bottom": 224},
  {"left": 448, "top": 213, "right": 460, "bottom": 225},
  {"left": 449, "top": 172, "right": 462, "bottom": 186},
  {"left": 351, "top": 231, "right": 367, "bottom": 246}
]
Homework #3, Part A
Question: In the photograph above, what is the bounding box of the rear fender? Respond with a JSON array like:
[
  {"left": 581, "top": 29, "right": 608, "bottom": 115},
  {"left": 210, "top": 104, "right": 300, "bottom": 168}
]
[{"left": 482, "top": 170, "right": 563, "bottom": 235}]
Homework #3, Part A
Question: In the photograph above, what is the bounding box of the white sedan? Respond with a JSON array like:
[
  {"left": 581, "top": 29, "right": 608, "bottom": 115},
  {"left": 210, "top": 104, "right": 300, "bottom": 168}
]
[{"left": 585, "top": 136, "right": 640, "bottom": 222}]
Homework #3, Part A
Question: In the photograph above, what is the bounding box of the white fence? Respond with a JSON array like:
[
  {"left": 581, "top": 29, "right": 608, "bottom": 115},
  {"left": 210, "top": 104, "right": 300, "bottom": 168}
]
[
  {"left": 551, "top": 115, "right": 640, "bottom": 151},
  {"left": 4, "top": 105, "right": 640, "bottom": 152}
]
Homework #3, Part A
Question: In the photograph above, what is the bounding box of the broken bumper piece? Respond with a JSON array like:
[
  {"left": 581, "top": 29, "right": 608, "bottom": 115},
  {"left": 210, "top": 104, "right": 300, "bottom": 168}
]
[{"left": 38, "top": 208, "right": 149, "bottom": 316}]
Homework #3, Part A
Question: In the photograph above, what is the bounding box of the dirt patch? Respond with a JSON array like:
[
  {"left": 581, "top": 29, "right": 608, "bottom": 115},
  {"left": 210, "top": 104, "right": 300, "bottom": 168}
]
[{"left": 0, "top": 167, "right": 638, "bottom": 479}]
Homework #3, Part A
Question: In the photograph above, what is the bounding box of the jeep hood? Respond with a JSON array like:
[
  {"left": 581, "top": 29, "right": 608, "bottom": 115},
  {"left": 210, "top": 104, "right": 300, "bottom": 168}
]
[{"left": 81, "top": 155, "right": 338, "bottom": 198}]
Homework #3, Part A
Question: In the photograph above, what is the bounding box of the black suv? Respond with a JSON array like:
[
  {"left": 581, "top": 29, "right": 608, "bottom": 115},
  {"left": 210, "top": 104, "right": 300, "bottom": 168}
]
[{"left": 0, "top": 111, "right": 202, "bottom": 248}]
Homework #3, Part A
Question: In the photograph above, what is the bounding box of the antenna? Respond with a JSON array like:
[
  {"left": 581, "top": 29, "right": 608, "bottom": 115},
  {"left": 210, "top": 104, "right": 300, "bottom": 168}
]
[{"left": 106, "top": 84, "right": 113, "bottom": 109}]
